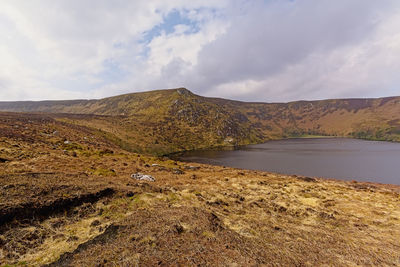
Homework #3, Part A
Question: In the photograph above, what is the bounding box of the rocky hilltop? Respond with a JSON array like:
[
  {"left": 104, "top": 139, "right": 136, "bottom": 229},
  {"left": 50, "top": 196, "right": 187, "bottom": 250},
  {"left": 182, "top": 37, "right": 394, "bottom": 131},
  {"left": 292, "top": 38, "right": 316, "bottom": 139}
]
[{"left": 1, "top": 88, "right": 399, "bottom": 155}]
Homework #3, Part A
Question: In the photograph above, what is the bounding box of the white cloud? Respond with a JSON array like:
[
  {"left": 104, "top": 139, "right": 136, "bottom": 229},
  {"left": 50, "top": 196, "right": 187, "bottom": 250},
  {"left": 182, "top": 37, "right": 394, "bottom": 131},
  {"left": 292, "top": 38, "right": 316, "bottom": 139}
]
[
  {"left": 0, "top": 0, "right": 228, "bottom": 100},
  {"left": 0, "top": 0, "right": 399, "bottom": 101}
]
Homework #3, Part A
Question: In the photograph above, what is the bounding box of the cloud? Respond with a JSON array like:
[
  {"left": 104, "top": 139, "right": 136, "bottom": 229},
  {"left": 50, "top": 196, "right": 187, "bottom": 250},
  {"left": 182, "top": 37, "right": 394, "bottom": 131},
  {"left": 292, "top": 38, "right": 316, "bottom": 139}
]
[
  {"left": 0, "top": 0, "right": 399, "bottom": 101},
  {"left": 188, "top": 0, "right": 400, "bottom": 101},
  {"left": 0, "top": 0, "right": 228, "bottom": 100}
]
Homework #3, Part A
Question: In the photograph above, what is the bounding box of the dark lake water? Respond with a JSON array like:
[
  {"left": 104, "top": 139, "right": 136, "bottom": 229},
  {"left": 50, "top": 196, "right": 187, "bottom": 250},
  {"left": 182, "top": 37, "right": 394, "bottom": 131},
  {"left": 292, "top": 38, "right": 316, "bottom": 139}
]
[{"left": 178, "top": 138, "right": 400, "bottom": 185}]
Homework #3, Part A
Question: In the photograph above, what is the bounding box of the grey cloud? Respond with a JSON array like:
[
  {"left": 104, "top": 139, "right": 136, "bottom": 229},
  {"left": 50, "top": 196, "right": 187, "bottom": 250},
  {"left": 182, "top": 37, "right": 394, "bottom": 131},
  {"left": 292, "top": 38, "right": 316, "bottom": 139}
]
[
  {"left": 62, "top": 0, "right": 400, "bottom": 102},
  {"left": 181, "top": 0, "right": 399, "bottom": 101}
]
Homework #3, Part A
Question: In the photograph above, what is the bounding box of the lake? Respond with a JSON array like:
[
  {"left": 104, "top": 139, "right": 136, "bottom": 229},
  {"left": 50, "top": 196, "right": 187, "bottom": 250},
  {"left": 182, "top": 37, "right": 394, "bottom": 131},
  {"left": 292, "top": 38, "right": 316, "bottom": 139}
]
[{"left": 178, "top": 138, "right": 400, "bottom": 185}]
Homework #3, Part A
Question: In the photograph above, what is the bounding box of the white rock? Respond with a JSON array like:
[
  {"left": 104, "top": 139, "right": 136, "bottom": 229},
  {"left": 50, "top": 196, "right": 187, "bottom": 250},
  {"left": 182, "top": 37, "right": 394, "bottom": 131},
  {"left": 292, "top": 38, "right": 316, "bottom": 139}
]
[{"left": 131, "top": 173, "right": 156, "bottom": 182}]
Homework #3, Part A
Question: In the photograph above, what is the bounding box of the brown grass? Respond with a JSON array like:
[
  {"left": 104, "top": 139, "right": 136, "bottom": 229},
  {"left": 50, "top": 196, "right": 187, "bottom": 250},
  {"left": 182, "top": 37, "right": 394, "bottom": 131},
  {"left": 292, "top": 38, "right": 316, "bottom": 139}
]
[{"left": 1, "top": 112, "right": 400, "bottom": 266}]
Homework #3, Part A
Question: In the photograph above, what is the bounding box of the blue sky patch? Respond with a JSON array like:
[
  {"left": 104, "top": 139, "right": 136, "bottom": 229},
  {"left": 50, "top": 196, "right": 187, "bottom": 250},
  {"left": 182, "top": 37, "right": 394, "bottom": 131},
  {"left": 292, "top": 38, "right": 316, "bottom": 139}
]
[{"left": 142, "top": 9, "right": 200, "bottom": 43}]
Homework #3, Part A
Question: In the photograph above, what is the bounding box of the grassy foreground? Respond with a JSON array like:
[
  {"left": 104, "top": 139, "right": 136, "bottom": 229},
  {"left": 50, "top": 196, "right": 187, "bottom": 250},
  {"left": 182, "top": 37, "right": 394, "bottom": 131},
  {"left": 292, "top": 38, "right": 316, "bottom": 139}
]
[{"left": 1, "top": 112, "right": 400, "bottom": 266}]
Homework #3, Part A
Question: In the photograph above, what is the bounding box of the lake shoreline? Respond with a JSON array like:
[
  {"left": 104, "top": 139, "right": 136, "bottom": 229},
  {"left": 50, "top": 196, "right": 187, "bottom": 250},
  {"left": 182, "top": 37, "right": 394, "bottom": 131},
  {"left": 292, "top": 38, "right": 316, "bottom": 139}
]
[
  {"left": 166, "top": 135, "right": 400, "bottom": 158},
  {"left": 176, "top": 138, "right": 400, "bottom": 186}
]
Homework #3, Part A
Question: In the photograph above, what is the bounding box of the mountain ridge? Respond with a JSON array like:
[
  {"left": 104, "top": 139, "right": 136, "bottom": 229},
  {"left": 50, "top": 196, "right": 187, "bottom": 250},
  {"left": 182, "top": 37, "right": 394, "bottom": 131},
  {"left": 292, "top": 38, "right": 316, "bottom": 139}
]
[
  {"left": 1, "top": 88, "right": 399, "bottom": 155},
  {"left": 1, "top": 87, "right": 398, "bottom": 106}
]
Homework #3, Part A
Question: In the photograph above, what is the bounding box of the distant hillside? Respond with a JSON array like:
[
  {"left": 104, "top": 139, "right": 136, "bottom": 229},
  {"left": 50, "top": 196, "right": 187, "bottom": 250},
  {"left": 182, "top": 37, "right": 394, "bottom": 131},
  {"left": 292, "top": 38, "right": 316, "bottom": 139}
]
[{"left": 1, "top": 88, "right": 399, "bottom": 155}]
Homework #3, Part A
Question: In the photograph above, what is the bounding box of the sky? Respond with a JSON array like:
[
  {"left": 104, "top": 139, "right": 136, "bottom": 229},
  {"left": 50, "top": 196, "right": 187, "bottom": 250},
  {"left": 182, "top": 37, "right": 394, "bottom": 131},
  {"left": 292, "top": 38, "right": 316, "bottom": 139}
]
[{"left": 0, "top": 0, "right": 399, "bottom": 102}]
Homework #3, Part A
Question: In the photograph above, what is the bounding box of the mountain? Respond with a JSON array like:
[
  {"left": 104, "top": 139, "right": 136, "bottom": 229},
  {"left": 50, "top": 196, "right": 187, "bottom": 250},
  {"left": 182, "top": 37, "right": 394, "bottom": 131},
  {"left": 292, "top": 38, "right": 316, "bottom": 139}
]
[{"left": 1, "top": 88, "right": 399, "bottom": 155}]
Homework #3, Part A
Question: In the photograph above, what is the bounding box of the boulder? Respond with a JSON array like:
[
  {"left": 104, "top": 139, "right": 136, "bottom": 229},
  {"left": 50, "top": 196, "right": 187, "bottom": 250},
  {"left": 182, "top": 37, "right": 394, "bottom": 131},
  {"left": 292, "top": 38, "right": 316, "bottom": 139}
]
[{"left": 131, "top": 173, "right": 156, "bottom": 182}]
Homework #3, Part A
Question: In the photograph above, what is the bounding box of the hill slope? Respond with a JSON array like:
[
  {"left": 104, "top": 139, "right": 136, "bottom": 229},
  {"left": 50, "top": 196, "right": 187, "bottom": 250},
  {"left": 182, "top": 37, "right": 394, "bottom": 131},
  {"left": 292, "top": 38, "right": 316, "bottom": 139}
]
[
  {"left": 1, "top": 88, "right": 399, "bottom": 154},
  {"left": 1, "top": 112, "right": 399, "bottom": 266}
]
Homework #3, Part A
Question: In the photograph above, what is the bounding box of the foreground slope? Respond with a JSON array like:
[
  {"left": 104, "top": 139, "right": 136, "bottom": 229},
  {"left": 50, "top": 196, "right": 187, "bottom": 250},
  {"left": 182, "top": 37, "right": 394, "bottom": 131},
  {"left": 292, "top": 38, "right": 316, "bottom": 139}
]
[
  {"left": 1, "top": 112, "right": 400, "bottom": 266},
  {"left": 1, "top": 88, "right": 399, "bottom": 155}
]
